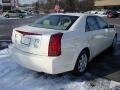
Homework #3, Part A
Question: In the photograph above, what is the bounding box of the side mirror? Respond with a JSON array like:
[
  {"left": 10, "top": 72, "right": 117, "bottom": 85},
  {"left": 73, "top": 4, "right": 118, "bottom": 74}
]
[{"left": 108, "top": 25, "right": 115, "bottom": 28}]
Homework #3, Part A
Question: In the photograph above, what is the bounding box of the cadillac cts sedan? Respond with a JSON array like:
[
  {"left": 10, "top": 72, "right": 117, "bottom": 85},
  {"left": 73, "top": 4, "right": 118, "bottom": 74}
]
[{"left": 10, "top": 13, "right": 117, "bottom": 74}]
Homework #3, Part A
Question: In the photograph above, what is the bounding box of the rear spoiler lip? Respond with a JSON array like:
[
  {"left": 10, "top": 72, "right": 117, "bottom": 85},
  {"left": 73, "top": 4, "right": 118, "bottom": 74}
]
[{"left": 16, "top": 30, "right": 42, "bottom": 36}]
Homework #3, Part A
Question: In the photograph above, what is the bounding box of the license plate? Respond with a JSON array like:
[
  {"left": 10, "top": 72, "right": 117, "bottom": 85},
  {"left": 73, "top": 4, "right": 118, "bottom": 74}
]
[{"left": 21, "top": 37, "right": 31, "bottom": 46}]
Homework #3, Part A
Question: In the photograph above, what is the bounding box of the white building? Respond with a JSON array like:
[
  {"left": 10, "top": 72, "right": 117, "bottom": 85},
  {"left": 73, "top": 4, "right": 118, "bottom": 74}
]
[{"left": 2, "top": 0, "right": 19, "bottom": 11}]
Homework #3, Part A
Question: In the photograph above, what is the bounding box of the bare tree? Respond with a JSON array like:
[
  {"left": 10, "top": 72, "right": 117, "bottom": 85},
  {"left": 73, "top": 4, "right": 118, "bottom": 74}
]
[
  {"left": 59, "top": 0, "right": 79, "bottom": 12},
  {"left": 59, "top": 0, "right": 94, "bottom": 12},
  {"left": 32, "top": 0, "right": 95, "bottom": 12}
]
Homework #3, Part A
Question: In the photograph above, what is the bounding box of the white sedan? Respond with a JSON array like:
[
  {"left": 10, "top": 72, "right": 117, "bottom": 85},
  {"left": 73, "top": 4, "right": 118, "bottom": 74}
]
[{"left": 10, "top": 13, "right": 117, "bottom": 74}]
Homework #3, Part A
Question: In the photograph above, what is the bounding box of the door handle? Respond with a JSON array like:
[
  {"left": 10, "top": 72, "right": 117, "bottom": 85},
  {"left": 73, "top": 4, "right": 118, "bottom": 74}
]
[{"left": 92, "top": 35, "right": 104, "bottom": 40}]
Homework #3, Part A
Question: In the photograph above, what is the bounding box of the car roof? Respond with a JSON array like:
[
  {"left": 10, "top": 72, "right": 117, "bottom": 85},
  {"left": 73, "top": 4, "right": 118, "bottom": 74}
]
[
  {"left": 49, "top": 13, "right": 98, "bottom": 17},
  {"left": 49, "top": 13, "right": 84, "bottom": 16}
]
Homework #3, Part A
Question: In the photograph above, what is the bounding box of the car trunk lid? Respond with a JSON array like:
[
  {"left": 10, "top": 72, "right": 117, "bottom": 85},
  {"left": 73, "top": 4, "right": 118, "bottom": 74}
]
[{"left": 12, "top": 25, "right": 64, "bottom": 56}]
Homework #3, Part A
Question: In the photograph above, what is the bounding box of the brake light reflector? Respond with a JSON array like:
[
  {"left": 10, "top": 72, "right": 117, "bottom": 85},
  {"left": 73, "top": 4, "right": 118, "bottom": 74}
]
[{"left": 48, "top": 33, "right": 63, "bottom": 56}]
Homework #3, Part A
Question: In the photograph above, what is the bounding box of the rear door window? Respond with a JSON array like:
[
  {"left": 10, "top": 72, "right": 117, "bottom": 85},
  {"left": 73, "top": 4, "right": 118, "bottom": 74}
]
[
  {"left": 86, "top": 16, "right": 100, "bottom": 32},
  {"left": 96, "top": 17, "right": 108, "bottom": 29}
]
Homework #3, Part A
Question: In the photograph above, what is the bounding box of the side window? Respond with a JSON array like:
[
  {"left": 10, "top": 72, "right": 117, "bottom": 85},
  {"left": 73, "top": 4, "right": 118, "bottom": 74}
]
[
  {"left": 96, "top": 17, "right": 108, "bottom": 29},
  {"left": 86, "top": 16, "right": 100, "bottom": 32},
  {"left": 8, "top": 11, "right": 12, "bottom": 13},
  {"left": 10, "top": 11, "right": 15, "bottom": 13}
]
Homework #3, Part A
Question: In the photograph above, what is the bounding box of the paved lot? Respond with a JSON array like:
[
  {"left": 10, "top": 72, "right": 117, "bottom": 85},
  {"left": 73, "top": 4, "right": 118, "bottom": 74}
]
[
  {"left": 0, "top": 15, "right": 44, "bottom": 40},
  {"left": 0, "top": 15, "right": 44, "bottom": 49},
  {"left": 87, "top": 18, "right": 120, "bottom": 82},
  {"left": 0, "top": 15, "right": 120, "bottom": 82}
]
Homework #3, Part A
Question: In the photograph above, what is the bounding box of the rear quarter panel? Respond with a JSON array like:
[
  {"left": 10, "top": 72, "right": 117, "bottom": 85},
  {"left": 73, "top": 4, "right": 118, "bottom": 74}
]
[
  {"left": 59, "top": 15, "right": 90, "bottom": 70},
  {"left": 60, "top": 31, "right": 90, "bottom": 71}
]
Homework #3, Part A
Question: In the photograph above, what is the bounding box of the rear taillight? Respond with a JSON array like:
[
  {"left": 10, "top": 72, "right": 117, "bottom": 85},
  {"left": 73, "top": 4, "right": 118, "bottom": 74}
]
[{"left": 48, "top": 33, "right": 63, "bottom": 56}]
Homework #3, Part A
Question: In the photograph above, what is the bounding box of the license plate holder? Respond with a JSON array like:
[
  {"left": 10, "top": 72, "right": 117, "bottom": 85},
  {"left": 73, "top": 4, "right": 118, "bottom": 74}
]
[{"left": 21, "top": 37, "right": 31, "bottom": 46}]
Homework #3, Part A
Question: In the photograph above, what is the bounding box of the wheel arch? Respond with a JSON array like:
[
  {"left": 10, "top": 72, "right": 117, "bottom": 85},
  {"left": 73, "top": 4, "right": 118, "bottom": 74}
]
[
  {"left": 72, "top": 47, "right": 90, "bottom": 73},
  {"left": 75, "top": 47, "right": 90, "bottom": 63},
  {"left": 72, "top": 46, "right": 91, "bottom": 70},
  {"left": 82, "top": 47, "right": 90, "bottom": 60}
]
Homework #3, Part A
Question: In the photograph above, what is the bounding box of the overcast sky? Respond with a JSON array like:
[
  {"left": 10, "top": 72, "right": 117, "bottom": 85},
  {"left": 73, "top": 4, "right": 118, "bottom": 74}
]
[{"left": 0, "top": 0, "right": 38, "bottom": 4}]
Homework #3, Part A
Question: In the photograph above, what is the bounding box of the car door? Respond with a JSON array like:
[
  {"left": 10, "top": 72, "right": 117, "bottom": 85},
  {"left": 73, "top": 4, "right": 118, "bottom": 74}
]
[
  {"left": 8, "top": 11, "right": 13, "bottom": 17},
  {"left": 11, "top": 11, "right": 17, "bottom": 17},
  {"left": 85, "top": 16, "right": 106, "bottom": 58}
]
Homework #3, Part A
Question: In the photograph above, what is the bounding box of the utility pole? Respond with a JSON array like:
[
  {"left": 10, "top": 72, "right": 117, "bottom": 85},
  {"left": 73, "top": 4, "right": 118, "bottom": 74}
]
[{"left": 35, "top": 0, "right": 39, "bottom": 14}]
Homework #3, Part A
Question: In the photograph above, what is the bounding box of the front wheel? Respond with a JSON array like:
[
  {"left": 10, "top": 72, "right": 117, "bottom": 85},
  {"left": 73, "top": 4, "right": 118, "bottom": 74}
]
[
  {"left": 73, "top": 50, "right": 89, "bottom": 75},
  {"left": 19, "top": 15, "right": 24, "bottom": 18}
]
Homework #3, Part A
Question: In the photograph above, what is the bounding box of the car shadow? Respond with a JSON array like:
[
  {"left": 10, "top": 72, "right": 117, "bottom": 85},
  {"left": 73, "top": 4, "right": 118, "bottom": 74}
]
[{"left": 87, "top": 42, "right": 120, "bottom": 82}]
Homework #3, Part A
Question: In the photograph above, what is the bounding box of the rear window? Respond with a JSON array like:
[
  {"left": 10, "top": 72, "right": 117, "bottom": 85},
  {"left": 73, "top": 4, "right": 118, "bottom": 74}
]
[{"left": 30, "top": 15, "right": 79, "bottom": 30}]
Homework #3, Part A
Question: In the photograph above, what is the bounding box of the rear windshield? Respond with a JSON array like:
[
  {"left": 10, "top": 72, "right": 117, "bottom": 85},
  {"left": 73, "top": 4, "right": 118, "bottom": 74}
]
[{"left": 30, "top": 15, "right": 79, "bottom": 30}]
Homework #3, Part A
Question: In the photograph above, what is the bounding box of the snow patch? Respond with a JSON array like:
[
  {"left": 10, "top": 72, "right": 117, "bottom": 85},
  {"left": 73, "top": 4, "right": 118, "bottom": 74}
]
[
  {"left": 0, "top": 15, "right": 6, "bottom": 19},
  {"left": 5, "top": 15, "right": 33, "bottom": 20},
  {"left": 0, "top": 49, "right": 9, "bottom": 55},
  {"left": 109, "top": 81, "right": 120, "bottom": 89},
  {"left": 24, "top": 16, "right": 33, "bottom": 19},
  {"left": 0, "top": 49, "right": 9, "bottom": 58},
  {"left": 0, "top": 15, "right": 33, "bottom": 20},
  {"left": 0, "top": 49, "right": 119, "bottom": 90},
  {"left": 93, "top": 14, "right": 107, "bottom": 17}
]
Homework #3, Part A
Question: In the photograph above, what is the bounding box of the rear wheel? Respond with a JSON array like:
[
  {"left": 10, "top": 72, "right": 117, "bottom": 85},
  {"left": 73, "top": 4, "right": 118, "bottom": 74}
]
[
  {"left": 19, "top": 15, "right": 24, "bottom": 18},
  {"left": 73, "top": 50, "right": 89, "bottom": 75},
  {"left": 5, "top": 15, "right": 9, "bottom": 18}
]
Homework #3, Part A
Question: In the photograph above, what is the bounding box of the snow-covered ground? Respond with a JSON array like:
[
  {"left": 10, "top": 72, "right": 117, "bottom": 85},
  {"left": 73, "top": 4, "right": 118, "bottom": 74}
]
[
  {"left": 0, "top": 49, "right": 119, "bottom": 90},
  {"left": 83, "top": 12, "right": 107, "bottom": 17},
  {"left": 6, "top": 16, "right": 33, "bottom": 19},
  {"left": 0, "top": 15, "right": 6, "bottom": 19}
]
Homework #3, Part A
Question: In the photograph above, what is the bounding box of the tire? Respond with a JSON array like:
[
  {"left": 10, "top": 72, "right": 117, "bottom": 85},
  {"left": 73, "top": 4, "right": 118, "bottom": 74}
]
[
  {"left": 73, "top": 50, "right": 89, "bottom": 75},
  {"left": 19, "top": 15, "right": 24, "bottom": 18},
  {"left": 5, "top": 15, "right": 9, "bottom": 18}
]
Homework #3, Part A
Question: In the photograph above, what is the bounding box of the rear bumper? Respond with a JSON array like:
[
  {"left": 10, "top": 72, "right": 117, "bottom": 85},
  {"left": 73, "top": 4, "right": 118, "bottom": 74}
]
[{"left": 9, "top": 45, "right": 72, "bottom": 74}]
